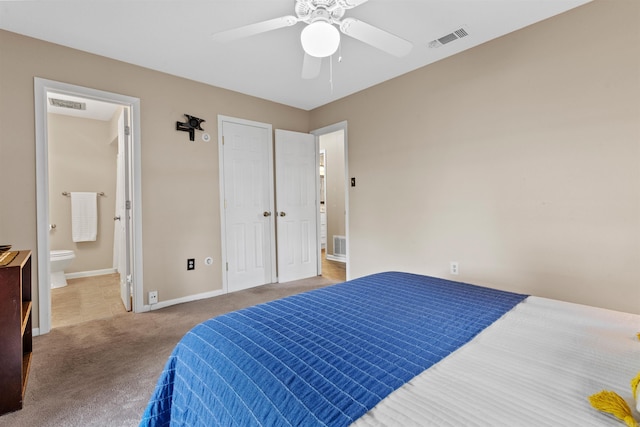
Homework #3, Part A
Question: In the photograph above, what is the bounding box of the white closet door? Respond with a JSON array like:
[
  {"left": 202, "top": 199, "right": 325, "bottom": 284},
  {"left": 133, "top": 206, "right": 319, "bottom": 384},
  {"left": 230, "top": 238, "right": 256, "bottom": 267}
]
[
  {"left": 275, "top": 129, "right": 318, "bottom": 283},
  {"left": 222, "top": 120, "right": 275, "bottom": 292}
]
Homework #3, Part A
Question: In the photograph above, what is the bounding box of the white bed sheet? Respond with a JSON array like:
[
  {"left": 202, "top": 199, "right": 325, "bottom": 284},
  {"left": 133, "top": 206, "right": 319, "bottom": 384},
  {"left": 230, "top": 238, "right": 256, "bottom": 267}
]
[{"left": 354, "top": 296, "right": 640, "bottom": 426}]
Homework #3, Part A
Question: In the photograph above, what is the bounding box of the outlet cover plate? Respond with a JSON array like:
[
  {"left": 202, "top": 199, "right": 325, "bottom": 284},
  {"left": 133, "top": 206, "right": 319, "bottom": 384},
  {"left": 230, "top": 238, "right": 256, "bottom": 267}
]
[
  {"left": 149, "top": 291, "right": 158, "bottom": 304},
  {"left": 450, "top": 261, "right": 459, "bottom": 275}
]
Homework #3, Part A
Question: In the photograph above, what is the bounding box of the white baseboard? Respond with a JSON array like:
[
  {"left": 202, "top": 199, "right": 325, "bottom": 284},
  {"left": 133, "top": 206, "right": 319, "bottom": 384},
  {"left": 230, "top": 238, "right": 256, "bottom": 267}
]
[
  {"left": 144, "top": 288, "right": 226, "bottom": 312},
  {"left": 32, "top": 327, "right": 40, "bottom": 337},
  {"left": 65, "top": 268, "right": 117, "bottom": 279},
  {"left": 326, "top": 254, "right": 346, "bottom": 263}
]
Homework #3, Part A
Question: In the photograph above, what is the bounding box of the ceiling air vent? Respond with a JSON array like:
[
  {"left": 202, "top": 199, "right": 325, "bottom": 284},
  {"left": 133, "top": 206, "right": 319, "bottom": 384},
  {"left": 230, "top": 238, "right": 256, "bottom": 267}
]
[
  {"left": 48, "top": 98, "right": 86, "bottom": 110},
  {"left": 428, "top": 28, "right": 469, "bottom": 48}
]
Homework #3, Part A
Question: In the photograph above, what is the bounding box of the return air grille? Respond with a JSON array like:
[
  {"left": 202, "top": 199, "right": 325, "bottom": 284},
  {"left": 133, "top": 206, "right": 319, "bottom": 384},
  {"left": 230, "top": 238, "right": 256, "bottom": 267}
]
[
  {"left": 428, "top": 27, "right": 469, "bottom": 48},
  {"left": 333, "top": 235, "right": 346, "bottom": 258}
]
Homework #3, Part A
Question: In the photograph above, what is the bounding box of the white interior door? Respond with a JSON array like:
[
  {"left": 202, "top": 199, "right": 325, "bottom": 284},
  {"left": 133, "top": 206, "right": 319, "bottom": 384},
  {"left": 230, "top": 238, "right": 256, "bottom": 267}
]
[
  {"left": 114, "top": 109, "right": 132, "bottom": 311},
  {"left": 222, "top": 119, "right": 275, "bottom": 292},
  {"left": 275, "top": 129, "right": 318, "bottom": 283}
]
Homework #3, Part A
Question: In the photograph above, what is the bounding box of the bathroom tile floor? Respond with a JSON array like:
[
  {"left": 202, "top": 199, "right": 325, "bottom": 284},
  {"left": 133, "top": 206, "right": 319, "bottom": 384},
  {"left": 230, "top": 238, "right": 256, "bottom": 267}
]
[{"left": 51, "top": 273, "right": 128, "bottom": 328}]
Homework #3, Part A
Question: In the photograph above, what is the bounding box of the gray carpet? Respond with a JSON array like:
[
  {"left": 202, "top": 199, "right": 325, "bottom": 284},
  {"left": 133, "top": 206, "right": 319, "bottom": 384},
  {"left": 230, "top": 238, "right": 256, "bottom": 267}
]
[{"left": 0, "top": 276, "right": 334, "bottom": 427}]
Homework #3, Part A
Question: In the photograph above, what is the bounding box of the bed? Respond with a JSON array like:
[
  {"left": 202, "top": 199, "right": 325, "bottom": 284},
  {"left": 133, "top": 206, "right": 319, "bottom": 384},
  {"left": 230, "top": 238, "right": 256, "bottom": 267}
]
[{"left": 140, "top": 272, "right": 639, "bottom": 426}]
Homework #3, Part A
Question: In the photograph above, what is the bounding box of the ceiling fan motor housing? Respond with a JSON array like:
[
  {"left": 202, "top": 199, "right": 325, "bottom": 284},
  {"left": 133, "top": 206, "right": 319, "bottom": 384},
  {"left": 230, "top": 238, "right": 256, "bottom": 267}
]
[{"left": 295, "top": 1, "right": 346, "bottom": 24}]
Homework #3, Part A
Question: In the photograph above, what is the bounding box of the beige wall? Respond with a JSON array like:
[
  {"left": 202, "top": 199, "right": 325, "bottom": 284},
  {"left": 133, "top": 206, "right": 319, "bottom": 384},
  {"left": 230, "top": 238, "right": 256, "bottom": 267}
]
[
  {"left": 0, "top": 29, "right": 309, "bottom": 328},
  {"left": 310, "top": 0, "right": 640, "bottom": 314},
  {"left": 48, "top": 113, "right": 117, "bottom": 273},
  {"left": 319, "top": 130, "right": 346, "bottom": 256}
]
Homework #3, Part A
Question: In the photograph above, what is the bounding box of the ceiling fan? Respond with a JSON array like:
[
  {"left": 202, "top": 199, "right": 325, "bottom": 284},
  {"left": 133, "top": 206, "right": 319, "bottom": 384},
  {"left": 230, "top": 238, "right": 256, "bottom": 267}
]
[{"left": 212, "top": 0, "right": 413, "bottom": 80}]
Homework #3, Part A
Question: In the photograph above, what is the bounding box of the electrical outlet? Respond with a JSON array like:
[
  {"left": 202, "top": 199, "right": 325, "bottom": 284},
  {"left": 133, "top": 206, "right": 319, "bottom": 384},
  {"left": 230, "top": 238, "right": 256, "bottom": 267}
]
[
  {"left": 187, "top": 258, "right": 195, "bottom": 270},
  {"left": 450, "top": 261, "right": 459, "bottom": 275},
  {"left": 148, "top": 291, "right": 158, "bottom": 305}
]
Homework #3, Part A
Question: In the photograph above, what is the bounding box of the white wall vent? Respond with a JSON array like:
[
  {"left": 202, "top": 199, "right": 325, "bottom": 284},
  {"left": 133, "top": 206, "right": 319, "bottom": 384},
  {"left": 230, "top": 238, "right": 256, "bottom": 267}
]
[
  {"left": 428, "top": 28, "right": 469, "bottom": 48},
  {"left": 48, "top": 97, "right": 86, "bottom": 110},
  {"left": 333, "top": 235, "right": 346, "bottom": 258}
]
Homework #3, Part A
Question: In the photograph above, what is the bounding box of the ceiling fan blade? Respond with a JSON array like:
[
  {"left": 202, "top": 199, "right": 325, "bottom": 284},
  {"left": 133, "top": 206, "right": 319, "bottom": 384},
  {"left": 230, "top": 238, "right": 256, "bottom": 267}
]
[
  {"left": 212, "top": 15, "right": 298, "bottom": 43},
  {"left": 341, "top": 0, "right": 370, "bottom": 7},
  {"left": 301, "top": 54, "right": 322, "bottom": 80},
  {"left": 339, "top": 17, "right": 412, "bottom": 57}
]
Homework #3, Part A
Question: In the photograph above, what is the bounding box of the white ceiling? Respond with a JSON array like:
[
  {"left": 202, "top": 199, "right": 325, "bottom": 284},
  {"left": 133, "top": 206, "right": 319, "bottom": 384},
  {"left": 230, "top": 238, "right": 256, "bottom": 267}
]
[{"left": 0, "top": 0, "right": 591, "bottom": 111}]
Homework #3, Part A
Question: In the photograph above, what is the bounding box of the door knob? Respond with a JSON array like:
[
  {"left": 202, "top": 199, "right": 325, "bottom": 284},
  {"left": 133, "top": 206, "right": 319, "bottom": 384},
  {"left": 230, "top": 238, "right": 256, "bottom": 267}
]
[
  {"left": 114, "top": 216, "right": 121, "bottom": 221},
  {"left": 263, "top": 211, "right": 271, "bottom": 217},
  {"left": 279, "top": 212, "right": 286, "bottom": 217}
]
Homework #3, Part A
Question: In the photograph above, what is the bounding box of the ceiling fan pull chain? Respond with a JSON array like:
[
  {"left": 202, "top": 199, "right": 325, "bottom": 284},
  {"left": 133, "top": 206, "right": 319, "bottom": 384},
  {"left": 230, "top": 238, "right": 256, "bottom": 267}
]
[{"left": 329, "top": 53, "right": 334, "bottom": 94}]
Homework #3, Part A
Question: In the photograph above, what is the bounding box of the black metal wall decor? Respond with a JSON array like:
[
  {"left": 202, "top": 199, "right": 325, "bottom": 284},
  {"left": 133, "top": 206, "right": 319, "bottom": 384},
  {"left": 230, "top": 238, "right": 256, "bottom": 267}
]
[{"left": 176, "top": 114, "right": 205, "bottom": 141}]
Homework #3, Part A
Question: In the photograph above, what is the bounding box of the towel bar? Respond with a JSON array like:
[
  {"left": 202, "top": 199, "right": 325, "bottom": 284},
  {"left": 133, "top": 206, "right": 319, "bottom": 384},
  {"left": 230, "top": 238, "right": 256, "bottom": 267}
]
[{"left": 62, "top": 191, "right": 105, "bottom": 197}]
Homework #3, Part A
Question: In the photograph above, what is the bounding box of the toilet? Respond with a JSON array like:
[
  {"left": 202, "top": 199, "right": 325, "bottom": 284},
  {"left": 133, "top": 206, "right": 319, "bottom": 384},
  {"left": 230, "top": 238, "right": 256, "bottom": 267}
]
[{"left": 50, "top": 249, "right": 75, "bottom": 289}]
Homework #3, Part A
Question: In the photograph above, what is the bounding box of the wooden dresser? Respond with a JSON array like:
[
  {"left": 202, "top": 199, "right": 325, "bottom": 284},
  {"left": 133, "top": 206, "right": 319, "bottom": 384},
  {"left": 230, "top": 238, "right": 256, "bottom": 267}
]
[{"left": 0, "top": 250, "right": 32, "bottom": 415}]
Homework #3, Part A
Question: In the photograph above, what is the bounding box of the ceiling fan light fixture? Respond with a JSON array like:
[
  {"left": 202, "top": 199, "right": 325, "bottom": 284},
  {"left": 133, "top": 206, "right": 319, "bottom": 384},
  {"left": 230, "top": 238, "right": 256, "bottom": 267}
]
[{"left": 300, "top": 21, "right": 340, "bottom": 58}]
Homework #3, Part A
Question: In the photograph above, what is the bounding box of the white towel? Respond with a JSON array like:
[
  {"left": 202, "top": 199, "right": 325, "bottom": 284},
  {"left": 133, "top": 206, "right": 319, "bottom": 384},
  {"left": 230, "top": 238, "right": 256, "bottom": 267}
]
[{"left": 71, "top": 192, "right": 98, "bottom": 242}]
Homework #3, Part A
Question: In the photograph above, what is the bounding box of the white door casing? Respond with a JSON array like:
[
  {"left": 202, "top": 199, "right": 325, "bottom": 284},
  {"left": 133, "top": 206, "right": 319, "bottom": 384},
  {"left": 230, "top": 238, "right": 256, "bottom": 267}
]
[
  {"left": 275, "top": 129, "right": 318, "bottom": 283},
  {"left": 220, "top": 117, "right": 276, "bottom": 292}
]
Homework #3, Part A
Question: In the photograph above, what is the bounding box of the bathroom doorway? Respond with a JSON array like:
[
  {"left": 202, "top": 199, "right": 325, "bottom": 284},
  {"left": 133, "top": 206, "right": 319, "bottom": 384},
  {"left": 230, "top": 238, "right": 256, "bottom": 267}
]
[{"left": 35, "top": 78, "right": 143, "bottom": 335}]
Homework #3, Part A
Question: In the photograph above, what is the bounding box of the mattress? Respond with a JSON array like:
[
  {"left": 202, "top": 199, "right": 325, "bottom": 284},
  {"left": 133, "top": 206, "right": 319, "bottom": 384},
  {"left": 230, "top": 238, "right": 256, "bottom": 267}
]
[
  {"left": 140, "top": 272, "right": 527, "bottom": 426},
  {"left": 140, "top": 272, "right": 639, "bottom": 426}
]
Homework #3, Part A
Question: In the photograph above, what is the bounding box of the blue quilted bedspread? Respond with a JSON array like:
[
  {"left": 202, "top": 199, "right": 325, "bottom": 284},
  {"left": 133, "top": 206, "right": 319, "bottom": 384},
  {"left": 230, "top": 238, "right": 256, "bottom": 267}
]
[{"left": 140, "top": 272, "right": 527, "bottom": 427}]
